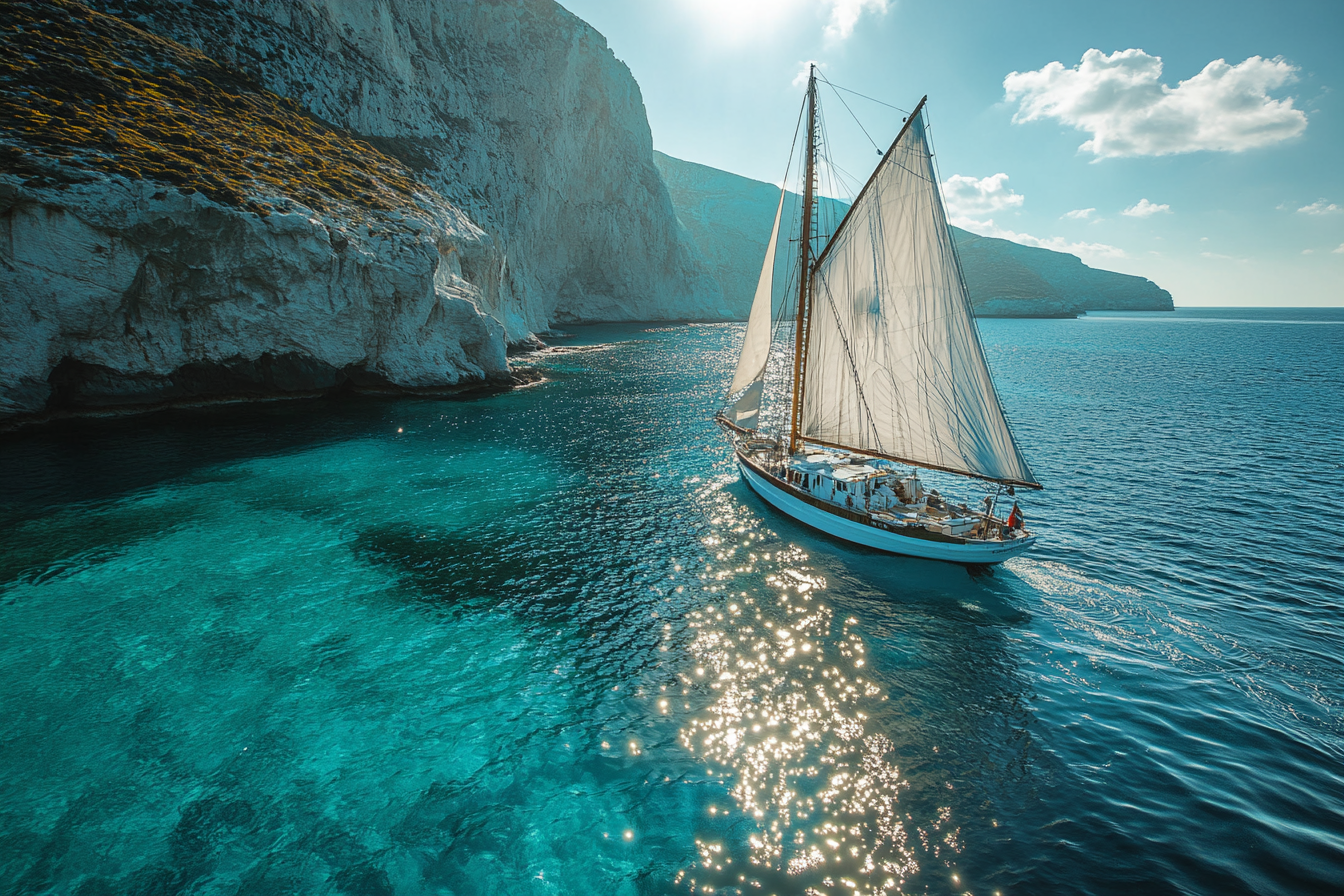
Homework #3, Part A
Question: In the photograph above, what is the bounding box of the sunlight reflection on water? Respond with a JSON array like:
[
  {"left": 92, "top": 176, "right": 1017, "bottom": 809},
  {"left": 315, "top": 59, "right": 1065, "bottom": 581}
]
[
  {"left": 2, "top": 317, "right": 1340, "bottom": 896},
  {"left": 670, "top": 477, "right": 961, "bottom": 895}
]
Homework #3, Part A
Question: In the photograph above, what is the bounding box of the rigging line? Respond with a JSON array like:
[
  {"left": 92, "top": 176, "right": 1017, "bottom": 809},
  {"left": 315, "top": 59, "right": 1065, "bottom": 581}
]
[
  {"left": 814, "top": 101, "right": 863, "bottom": 200},
  {"left": 815, "top": 134, "right": 860, "bottom": 202},
  {"left": 724, "top": 93, "right": 809, "bottom": 404},
  {"left": 812, "top": 96, "right": 927, "bottom": 272},
  {"left": 890, "top": 158, "right": 933, "bottom": 183},
  {"left": 817, "top": 107, "right": 854, "bottom": 197},
  {"left": 866, "top": 183, "right": 914, "bottom": 449},
  {"left": 760, "top": 134, "right": 813, "bottom": 430},
  {"left": 923, "top": 108, "right": 1036, "bottom": 483},
  {"left": 818, "top": 75, "right": 911, "bottom": 115},
  {"left": 766, "top": 98, "right": 806, "bottom": 314},
  {"left": 815, "top": 105, "right": 835, "bottom": 233},
  {"left": 819, "top": 76, "right": 883, "bottom": 155},
  {"left": 824, "top": 160, "right": 862, "bottom": 196},
  {"left": 814, "top": 276, "right": 886, "bottom": 455}
]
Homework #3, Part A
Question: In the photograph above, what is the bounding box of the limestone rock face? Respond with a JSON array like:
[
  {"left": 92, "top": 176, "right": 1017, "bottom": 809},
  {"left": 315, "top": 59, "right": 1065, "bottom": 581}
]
[
  {"left": 654, "top": 152, "right": 1174, "bottom": 318},
  {"left": 0, "top": 0, "right": 725, "bottom": 423},
  {"left": 0, "top": 178, "right": 507, "bottom": 418},
  {"left": 87, "top": 0, "right": 727, "bottom": 334}
]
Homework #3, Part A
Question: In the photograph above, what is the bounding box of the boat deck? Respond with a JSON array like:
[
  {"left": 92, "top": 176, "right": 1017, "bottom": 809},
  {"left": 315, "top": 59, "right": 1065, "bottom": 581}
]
[{"left": 736, "top": 441, "right": 1033, "bottom": 552}]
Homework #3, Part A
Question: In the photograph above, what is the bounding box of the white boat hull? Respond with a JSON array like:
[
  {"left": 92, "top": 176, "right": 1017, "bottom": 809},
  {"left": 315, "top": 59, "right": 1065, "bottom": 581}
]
[{"left": 737, "top": 456, "right": 1036, "bottom": 565}]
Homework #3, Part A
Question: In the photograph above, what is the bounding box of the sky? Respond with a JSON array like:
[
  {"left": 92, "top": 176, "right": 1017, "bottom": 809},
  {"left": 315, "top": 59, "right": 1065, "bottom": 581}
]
[{"left": 558, "top": 0, "right": 1344, "bottom": 306}]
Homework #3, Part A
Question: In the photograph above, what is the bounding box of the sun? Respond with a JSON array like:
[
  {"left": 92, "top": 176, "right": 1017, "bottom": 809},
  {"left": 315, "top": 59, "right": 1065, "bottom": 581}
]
[{"left": 676, "top": 0, "right": 813, "bottom": 44}]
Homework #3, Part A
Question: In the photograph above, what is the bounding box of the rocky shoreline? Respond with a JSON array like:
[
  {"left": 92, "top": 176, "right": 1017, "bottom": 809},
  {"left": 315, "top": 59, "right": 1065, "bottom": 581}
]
[{"left": 0, "top": 0, "right": 725, "bottom": 426}]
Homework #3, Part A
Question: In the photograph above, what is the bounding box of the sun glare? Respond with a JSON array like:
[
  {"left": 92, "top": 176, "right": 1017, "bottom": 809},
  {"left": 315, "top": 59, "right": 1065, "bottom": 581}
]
[{"left": 678, "top": 0, "right": 811, "bottom": 43}]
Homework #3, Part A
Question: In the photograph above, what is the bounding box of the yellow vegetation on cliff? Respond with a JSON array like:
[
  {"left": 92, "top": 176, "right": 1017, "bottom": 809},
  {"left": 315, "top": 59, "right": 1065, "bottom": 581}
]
[{"left": 0, "top": 0, "right": 433, "bottom": 216}]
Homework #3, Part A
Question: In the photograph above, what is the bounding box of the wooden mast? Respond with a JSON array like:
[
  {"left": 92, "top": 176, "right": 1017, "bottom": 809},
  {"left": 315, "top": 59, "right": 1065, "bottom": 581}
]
[{"left": 788, "top": 65, "right": 818, "bottom": 456}]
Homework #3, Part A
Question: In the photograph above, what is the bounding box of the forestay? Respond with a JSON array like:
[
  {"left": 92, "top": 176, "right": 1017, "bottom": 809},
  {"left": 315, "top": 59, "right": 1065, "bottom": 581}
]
[{"left": 800, "top": 109, "right": 1039, "bottom": 487}]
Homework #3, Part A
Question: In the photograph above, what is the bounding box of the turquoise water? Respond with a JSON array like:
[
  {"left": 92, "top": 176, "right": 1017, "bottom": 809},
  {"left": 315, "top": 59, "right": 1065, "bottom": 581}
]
[{"left": 1, "top": 309, "right": 1341, "bottom": 895}]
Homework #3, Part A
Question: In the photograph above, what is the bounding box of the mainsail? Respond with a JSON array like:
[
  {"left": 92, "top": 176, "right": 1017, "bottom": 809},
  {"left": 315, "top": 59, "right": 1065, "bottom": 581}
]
[
  {"left": 725, "top": 186, "right": 788, "bottom": 428},
  {"left": 800, "top": 105, "right": 1039, "bottom": 487}
]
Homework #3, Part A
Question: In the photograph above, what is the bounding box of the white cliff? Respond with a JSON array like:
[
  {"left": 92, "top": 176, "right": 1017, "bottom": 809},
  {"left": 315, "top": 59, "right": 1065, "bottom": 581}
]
[
  {"left": 91, "top": 0, "right": 728, "bottom": 333},
  {"left": 0, "top": 0, "right": 726, "bottom": 423},
  {"left": 0, "top": 177, "right": 508, "bottom": 417}
]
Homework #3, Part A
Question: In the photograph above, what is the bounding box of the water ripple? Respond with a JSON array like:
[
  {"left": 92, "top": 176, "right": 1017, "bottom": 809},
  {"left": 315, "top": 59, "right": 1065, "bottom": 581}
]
[{"left": 0, "top": 313, "right": 1341, "bottom": 895}]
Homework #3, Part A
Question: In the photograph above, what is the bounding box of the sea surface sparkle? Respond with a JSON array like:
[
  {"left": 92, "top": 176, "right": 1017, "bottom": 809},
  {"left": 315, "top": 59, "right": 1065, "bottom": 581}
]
[{"left": 1, "top": 309, "right": 1341, "bottom": 895}]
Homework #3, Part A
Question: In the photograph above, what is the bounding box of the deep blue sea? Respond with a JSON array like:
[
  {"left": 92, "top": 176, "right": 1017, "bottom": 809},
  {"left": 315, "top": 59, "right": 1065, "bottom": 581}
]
[{"left": 1, "top": 308, "right": 1341, "bottom": 896}]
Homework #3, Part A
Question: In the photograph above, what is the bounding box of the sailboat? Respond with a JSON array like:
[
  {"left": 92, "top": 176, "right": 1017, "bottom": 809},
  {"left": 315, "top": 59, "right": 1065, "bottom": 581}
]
[{"left": 715, "top": 66, "right": 1041, "bottom": 565}]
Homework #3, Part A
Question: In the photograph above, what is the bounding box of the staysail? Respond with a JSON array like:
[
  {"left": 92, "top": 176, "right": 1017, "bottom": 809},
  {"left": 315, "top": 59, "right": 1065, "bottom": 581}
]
[
  {"left": 725, "top": 185, "right": 788, "bottom": 427},
  {"left": 800, "top": 105, "right": 1039, "bottom": 487},
  {"left": 726, "top": 379, "right": 765, "bottom": 430}
]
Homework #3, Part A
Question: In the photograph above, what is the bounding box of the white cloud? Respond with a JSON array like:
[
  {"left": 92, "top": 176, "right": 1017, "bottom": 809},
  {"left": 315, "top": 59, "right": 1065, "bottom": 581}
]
[
  {"left": 1004, "top": 49, "right": 1307, "bottom": 158},
  {"left": 1123, "top": 198, "right": 1171, "bottom": 217},
  {"left": 941, "top": 173, "right": 1024, "bottom": 219},
  {"left": 1063, "top": 207, "right": 1095, "bottom": 220},
  {"left": 1302, "top": 249, "right": 1315, "bottom": 255},
  {"left": 793, "top": 59, "right": 826, "bottom": 87},
  {"left": 1298, "top": 199, "right": 1342, "bottom": 215},
  {"left": 823, "top": 0, "right": 892, "bottom": 43},
  {"left": 1334, "top": 243, "right": 1344, "bottom": 255},
  {"left": 951, "top": 216, "right": 1124, "bottom": 265}
]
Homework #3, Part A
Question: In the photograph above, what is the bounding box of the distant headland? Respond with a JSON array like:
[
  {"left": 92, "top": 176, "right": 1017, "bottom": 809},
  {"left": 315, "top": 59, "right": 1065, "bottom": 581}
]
[
  {"left": 653, "top": 152, "right": 1174, "bottom": 321},
  {"left": 0, "top": 0, "right": 1170, "bottom": 428}
]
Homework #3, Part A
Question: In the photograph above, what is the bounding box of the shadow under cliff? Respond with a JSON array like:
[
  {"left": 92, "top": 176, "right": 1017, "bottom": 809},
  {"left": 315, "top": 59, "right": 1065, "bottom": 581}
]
[{"left": 0, "top": 389, "right": 516, "bottom": 518}]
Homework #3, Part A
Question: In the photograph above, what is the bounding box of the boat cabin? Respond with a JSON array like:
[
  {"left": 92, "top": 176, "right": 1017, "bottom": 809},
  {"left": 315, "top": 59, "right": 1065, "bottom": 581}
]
[{"left": 779, "top": 450, "right": 993, "bottom": 540}]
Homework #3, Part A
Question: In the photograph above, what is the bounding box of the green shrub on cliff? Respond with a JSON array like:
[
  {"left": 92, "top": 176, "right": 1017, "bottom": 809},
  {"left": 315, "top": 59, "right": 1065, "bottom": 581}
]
[{"left": 0, "top": 0, "right": 433, "bottom": 216}]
